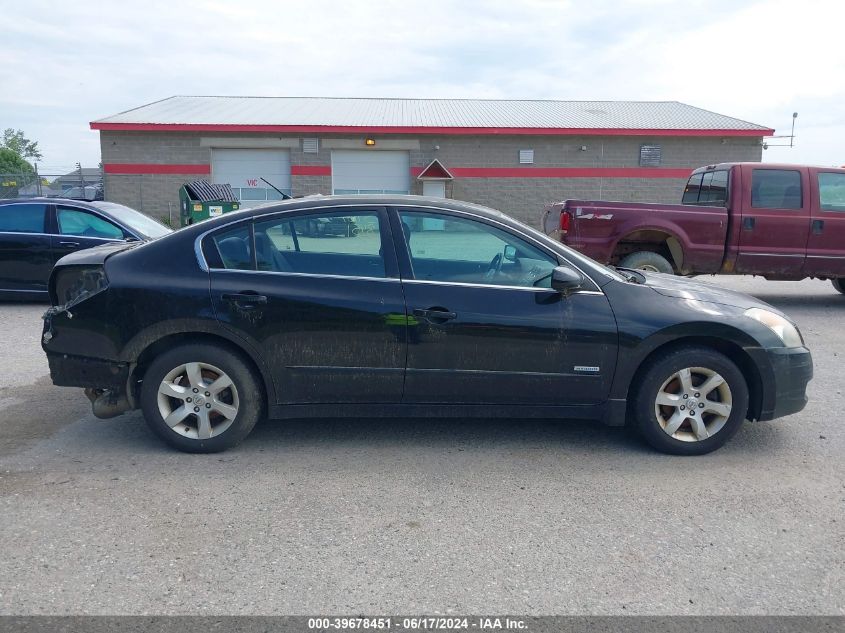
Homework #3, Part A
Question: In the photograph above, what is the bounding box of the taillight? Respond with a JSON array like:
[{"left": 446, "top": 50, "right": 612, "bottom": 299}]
[{"left": 559, "top": 211, "right": 572, "bottom": 234}]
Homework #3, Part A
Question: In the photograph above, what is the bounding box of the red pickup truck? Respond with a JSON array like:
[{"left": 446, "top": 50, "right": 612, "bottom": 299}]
[{"left": 542, "top": 162, "right": 845, "bottom": 293}]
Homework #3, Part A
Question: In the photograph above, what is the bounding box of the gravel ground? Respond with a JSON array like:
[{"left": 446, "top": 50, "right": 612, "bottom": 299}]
[{"left": 0, "top": 277, "right": 842, "bottom": 615}]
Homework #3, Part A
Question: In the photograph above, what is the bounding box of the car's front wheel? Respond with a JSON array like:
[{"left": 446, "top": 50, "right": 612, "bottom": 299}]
[
  {"left": 140, "top": 343, "right": 263, "bottom": 453},
  {"left": 631, "top": 346, "right": 749, "bottom": 455}
]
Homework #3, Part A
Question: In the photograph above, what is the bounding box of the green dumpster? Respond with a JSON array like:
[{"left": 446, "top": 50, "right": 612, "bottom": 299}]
[{"left": 179, "top": 180, "right": 240, "bottom": 227}]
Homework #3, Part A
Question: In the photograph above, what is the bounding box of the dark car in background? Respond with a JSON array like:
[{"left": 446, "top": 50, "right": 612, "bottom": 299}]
[
  {"left": 41, "top": 196, "right": 812, "bottom": 455},
  {"left": 0, "top": 197, "right": 171, "bottom": 299}
]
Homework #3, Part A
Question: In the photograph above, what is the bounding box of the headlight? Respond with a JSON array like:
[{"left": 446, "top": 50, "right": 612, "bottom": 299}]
[{"left": 744, "top": 308, "right": 804, "bottom": 347}]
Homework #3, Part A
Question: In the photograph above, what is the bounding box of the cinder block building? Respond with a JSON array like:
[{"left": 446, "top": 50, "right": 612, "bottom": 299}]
[{"left": 91, "top": 96, "right": 772, "bottom": 225}]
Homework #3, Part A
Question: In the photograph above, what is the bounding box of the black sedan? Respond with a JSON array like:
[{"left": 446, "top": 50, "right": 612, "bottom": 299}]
[
  {"left": 41, "top": 196, "right": 812, "bottom": 455},
  {"left": 0, "top": 197, "right": 171, "bottom": 299}
]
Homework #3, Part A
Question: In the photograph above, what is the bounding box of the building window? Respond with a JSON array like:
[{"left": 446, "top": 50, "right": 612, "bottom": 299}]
[
  {"left": 639, "top": 144, "right": 662, "bottom": 167},
  {"left": 518, "top": 149, "right": 534, "bottom": 164},
  {"left": 303, "top": 138, "right": 319, "bottom": 153}
]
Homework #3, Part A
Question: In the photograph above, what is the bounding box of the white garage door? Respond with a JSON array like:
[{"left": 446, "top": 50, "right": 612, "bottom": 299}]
[
  {"left": 212, "top": 149, "right": 291, "bottom": 208},
  {"left": 332, "top": 150, "right": 410, "bottom": 195}
]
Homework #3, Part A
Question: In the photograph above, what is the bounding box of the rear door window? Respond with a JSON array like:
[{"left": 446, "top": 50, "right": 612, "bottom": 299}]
[
  {"left": 818, "top": 173, "right": 845, "bottom": 212},
  {"left": 751, "top": 170, "right": 803, "bottom": 210},
  {"left": 0, "top": 203, "right": 47, "bottom": 233},
  {"left": 253, "top": 210, "right": 386, "bottom": 278}
]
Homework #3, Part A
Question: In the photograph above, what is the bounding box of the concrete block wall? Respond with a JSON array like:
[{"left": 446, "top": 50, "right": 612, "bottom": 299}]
[{"left": 100, "top": 130, "right": 763, "bottom": 224}]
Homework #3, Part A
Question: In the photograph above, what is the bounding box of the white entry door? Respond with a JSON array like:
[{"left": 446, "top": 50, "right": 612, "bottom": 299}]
[
  {"left": 331, "top": 150, "right": 410, "bottom": 195},
  {"left": 212, "top": 149, "right": 291, "bottom": 208},
  {"left": 422, "top": 180, "right": 446, "bottom": 198}
]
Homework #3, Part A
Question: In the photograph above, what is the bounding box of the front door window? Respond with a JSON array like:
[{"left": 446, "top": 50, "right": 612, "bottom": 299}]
[{"left": 397, "top": 211, "right": 557, "bottom": 288}]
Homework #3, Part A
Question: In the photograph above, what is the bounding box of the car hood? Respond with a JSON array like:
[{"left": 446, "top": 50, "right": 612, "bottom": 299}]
[{"left": 642, "top": 272, "right": 783, "bottom": 314}]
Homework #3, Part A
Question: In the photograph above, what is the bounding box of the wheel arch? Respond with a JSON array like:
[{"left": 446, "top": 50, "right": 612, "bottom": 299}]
[
  {"left": 611, "top": 228, "right": 685, "bottom": 272},
  {"left": 624, "top": 335, "right": 765, "bottom": 422},
  {"left": 128, "top": 330, "right": 276, "bottom": 408}
]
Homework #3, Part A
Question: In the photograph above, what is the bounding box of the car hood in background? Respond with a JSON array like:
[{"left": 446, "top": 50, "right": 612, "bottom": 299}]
[
  {"left": 54, "top": 241, "right": 141, "bottom": 267},
  {"left": 643, "top": 272, "right": 782, "bottom": 313}
]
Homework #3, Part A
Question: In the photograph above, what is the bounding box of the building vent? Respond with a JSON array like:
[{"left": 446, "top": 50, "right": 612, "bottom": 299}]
[
  {"left": 519, "top": 149, "right": 534, "bottom": 164},
  {"left": 303, "top": 138, "right": 319, "bottom": 153},
  {"left": 639, "top": 144, "right": 662, "bottom": 166}
]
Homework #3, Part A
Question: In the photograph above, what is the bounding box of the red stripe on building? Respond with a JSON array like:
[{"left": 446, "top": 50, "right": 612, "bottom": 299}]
[
  {"left": 411, "top": 166, "right": 693, "bottom": 179},
  {"left": 90, "top": 122, "right": 773, "bottom": 137},
  {"left": 103, "top": 163, "right": 211, "bottom": 175},
  {"left": 291, "top": 165, "right": 331, "bottom": 176}
]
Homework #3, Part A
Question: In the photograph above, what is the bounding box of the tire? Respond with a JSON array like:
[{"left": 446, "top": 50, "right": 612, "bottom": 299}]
[
  {"left": 631, "top": 346, "right": 749, "bottom": 456},
  {"left": 140, "top": 343, "right": 263, "bottom": 453},
  {"left": 833, "top": 278, "right": 845, "bottom": 295},
  {"left": 619, "top": 251, "right": 674, "bottom": 275}
]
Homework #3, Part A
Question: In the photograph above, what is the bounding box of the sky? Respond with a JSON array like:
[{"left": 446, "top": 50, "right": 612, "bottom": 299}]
[{"left": 1, "top": 0, "right": 842, "bottom": 174}]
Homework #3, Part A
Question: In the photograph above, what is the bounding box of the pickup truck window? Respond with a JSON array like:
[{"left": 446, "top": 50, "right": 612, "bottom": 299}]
[
  {"left": 682, "top": 170, "right": 728, "bottom": 206},
  {"left": 751, "top": 169, "right": 802, "bottom": 210},
  {"left": 682, "top": 174, "right": 703, "bottom": 204},
  {"left": 818, "top": 173, "right": 845, "bottom": 212}
]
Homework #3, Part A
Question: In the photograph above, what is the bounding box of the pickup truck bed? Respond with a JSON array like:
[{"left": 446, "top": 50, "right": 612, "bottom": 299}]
[{"left": 543, "top": 200, "right": 729, "bottom": 275}]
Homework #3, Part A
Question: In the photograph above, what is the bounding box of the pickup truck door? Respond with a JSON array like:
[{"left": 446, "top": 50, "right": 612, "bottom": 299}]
[
  {"left": 803, "top": 169, "right": 845, "bottom": 278},
  {"left": 735, "top": 166, "right": 811, "bottom": 276}
]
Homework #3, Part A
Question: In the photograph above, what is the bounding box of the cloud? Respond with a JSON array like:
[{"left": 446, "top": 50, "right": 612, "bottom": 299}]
[{"left": 0, "top": 0, "right": 841, "bottom": 167}]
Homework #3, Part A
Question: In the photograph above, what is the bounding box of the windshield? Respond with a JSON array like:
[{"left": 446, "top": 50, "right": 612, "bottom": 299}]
[{"left": 93, "top": 202, "right": 172, "bottom": 239}]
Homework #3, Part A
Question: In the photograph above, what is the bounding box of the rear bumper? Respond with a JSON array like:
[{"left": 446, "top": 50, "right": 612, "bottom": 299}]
[
  {"left": 752, "top": 346, "right": 813, "bottom": 421},
  {"left": 46, "top": 351, "right": 130, "bottom": 391}
]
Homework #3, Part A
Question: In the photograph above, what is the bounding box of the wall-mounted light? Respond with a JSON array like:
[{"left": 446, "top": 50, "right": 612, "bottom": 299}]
[
  {"left": 365, "top": 138, "right": 376, "bottom": 146},
  {"left": 580, "top": 145, "right": 588, "bottom": 151}
]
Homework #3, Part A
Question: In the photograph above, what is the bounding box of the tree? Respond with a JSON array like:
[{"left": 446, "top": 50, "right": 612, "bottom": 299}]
[
  {"left": 1, "top": 129, "right": 42, "bottom": 161},
  {"left": 0, "top": 148, "right": 36, "bottom": 196},
  {"left": 0, "top": 148, "right": 34, "bottom": 175}
]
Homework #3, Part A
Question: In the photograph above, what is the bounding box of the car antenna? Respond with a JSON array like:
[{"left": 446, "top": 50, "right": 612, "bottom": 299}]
[{"left": 260, "top": 177, "right": 292, "bottom": 200}]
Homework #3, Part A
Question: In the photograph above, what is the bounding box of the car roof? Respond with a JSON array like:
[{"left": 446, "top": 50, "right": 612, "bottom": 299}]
[
  {"left": 692, "top": 162, "right": 845, "bottom": 174},
  {"left": 0, "top": 197, "right": 105, "bottom": 211},
  {"left": 189, "top": 194, "right": 519, "bottom": 230}
]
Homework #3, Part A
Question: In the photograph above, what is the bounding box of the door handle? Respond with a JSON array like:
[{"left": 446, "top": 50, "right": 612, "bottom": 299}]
[
  {"left": 812, "top": 219, "right": 825, "bottom": 234},
  {"left": 58, "top": 241, "right": 80, "bottom": 247},
  {"left": 413, "top": 308, "right": 457, "bottom": 323},
  {"left": 222, "top": 293, "right": 268, "bottom": 308},
  {"left": 742, "top": 217, "right": 755, "bottom": 230}
]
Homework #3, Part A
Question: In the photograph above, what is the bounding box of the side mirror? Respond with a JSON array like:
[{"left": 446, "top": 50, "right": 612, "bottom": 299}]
[
  {"left": 551, "top": 266, "right": 584, "bottom": 294},
  {"left": 503, "top": 244, "right": 517, "bottom": 262}
]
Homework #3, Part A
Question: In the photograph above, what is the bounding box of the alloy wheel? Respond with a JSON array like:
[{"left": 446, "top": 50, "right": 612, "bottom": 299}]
[
  {"left": 156, "top": 362, "right": 239, "bottom": 440},
  {"left": 653, "top": 366, "right": 733, "bottom": 442}
]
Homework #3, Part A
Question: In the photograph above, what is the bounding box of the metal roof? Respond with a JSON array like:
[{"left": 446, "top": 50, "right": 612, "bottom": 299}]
[{"left": 91, "top": 96, "right": 772, "bottom": 135}]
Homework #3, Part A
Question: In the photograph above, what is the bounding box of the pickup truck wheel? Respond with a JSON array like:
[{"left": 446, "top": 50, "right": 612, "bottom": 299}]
[
  {"left": 833, "top": 278, "right": 845, "bottom": 294},
  {"left": 619, "top": 251, "right": 674, "bottom": 275},
  {"left": 140, "top": 344, "right": 263, "bottom": 453},
  {"left": 631, "top": 346, "right": 749, "bottom": 455}
]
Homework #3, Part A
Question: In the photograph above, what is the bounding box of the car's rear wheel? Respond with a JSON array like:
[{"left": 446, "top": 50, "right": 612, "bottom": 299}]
[
  {"left": 631, "top": 346, "right": 749, "bottom": 455},
  {"left": 833, "top": 278, "right": 845, "bottom": 295},
  {"left": 140, "top": 344, "right": 262, "bottom": 453},
  {"left": 619, "top": 251, "right": 674, "bottom": 275}
]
